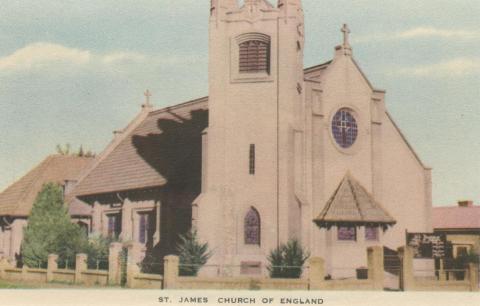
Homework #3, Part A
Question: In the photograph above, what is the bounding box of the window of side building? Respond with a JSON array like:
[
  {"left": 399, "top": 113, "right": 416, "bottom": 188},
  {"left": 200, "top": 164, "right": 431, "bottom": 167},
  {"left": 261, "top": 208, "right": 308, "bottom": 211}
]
[{"left": 107, "top": 213, "right": 121, "bottom": 239}]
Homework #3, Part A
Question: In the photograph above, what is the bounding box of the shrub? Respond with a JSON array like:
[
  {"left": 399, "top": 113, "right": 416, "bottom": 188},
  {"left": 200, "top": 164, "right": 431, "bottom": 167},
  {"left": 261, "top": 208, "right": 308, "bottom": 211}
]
[
  {"left": 21, "top": 183, "right": 88, "bottom": 268},
  {"left": 267, "top": 239, "right": 310, "bottom": 279},
  {"left": 176, "top": 230, "right": 212, "bottom": 276},
  {"left": 453, "top": 250, "right": 479, "bottom": 280},
  {"left": 85, "top": 234, "right": 119, "bottom": 270}
]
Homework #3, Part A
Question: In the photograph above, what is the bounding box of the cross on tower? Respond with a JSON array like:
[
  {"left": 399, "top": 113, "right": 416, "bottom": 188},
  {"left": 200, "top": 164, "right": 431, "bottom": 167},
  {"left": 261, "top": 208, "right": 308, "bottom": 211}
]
[
  {"left": 144, "top": 89, "right": 152, "bottom": 107},
  {"left": 341, "top": 24, "right": 351, "bottom": 47}
]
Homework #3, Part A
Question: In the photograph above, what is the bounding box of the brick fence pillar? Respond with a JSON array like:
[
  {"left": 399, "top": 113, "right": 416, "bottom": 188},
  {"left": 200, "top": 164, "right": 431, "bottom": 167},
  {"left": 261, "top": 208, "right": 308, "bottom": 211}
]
[
  {"left": 75, "top": 254, "right": 88, "bottom": 284},
  {"left": 47, "top": 254, "right": 58, "bottom": 282},
  {"left": 469, "top": 263, "right": 479, "bottom": 292},
  {"left": 126, "top": 242, "right": 141, "bottom": 288},
  {"left": 21, "top": 264, "right": 28, "bottom": 281},
  {"left": 398, "top": 246, "right": 415, "bottom": 291},
  {"left": 308, "top": 257, "right": 325, "bottom": 290},
  {"left": 108, "top": 242, "right": 123, "bottom": 285},
  {"left": 367, "top": 246, "right": 384, "bottom": 290},
  {"left": 163, "top": 255, "right": 179, "bottom": 289},
  {"left": 0, "top": 257, "right": 9, "bottom": 279}
]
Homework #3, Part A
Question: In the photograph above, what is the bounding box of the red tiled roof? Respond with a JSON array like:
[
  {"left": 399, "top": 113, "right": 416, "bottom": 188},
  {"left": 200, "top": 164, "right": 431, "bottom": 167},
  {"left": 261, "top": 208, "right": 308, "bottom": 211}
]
[
  {"left": 68, "top": 197, "right": 93, "bottom": 216},
  {"left": 0, "top": 155, "right": 94, "bottom": 217},
  {"left": 432, "top": 206, "right": 480, "bottom": 229},
  {"left": 72, "top": 97, "right": 208, "bottom": 197},
  {"left": 70, "top": 63, "right": 332, "bottom": 198}
]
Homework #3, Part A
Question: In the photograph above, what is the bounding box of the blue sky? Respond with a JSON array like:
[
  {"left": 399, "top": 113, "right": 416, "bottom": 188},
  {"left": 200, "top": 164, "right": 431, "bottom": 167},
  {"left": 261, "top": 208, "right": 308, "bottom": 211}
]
[{"left": 0, "top": 0, "right": 479, "bottom": 206}]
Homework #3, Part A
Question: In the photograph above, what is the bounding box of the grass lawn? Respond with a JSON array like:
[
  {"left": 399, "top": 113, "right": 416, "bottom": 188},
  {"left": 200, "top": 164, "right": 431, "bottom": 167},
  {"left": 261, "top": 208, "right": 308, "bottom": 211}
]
[{"left": 0, "top": 279, "right": 22, "bottom": 288}]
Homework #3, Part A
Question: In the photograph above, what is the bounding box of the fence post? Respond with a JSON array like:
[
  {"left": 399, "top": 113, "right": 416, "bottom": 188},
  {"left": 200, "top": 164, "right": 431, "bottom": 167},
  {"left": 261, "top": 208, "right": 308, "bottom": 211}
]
[
  {"left": 21, "top": 264, "right": 28, "bottom": 281},
  {"left": 0, "top": 257, "right": 9, "bottom": 279},
  {"left": 126, "top": 242, "right": 141, "bottom": 288},
  {"left": 438, "top": 259, "right": 446, "bottom": 281},
  {"left": 108, "top": 242, "right": 122, "bottom": 285},
  {"left": 75, "top": 254, "right": 88, "bottom": 284},
  {"left": 367, "top": 246, "right": 384, "bottom": 290},
  {"left": 308, "top": 257, "right": 325, "bottom": 290},
  {"left": 398, "top": 246, "right": 415, "bottom": 291},
  {"left": 47, "top": 254, "right": 58, "bottom": 282},
  {"left": 469, "top": 263, "right": 479, "bottom": 292},
  {"left": 163, "top": 255, "right": 179, "bottom": 289}
]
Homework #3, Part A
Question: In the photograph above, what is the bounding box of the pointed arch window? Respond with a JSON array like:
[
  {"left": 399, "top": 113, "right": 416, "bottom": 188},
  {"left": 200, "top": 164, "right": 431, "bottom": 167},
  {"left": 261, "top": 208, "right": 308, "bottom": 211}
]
[
  {"left": 238, "top": 33, "right": 271, "bottom": 74},
  {"left": 244, "top": 207, "right": 261, "bottom": 245}
]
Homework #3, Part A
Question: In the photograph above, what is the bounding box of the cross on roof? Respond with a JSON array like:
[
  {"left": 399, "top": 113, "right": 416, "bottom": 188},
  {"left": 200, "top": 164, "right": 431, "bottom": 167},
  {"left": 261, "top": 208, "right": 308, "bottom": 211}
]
[
  {"left": 144, "top": 89, "right": 152, "bottom": 106},
  {"left": 341, "top": 24, "right": 351, "bottom": 47}
]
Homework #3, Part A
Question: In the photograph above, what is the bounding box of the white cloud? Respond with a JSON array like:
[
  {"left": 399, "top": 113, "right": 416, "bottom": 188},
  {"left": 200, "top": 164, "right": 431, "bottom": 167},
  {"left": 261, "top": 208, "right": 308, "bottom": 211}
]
[
  {"left": 0, "top": 42, "right": 91, "bottom": 71},
  {"left": 355, "top": 27, "right": 480, "bottom": 43},
  {"left": 395, "top": 57, "right": 480, "bottom": 77},
  {"left": 0, "top": 42, "right": 206, "bottom": 73}
]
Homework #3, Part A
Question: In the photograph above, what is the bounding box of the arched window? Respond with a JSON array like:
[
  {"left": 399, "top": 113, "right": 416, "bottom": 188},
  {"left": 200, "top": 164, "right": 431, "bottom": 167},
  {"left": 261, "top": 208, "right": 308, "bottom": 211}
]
[
  {"left": 237, "top": 33, "right": 270, "bottom": 74},
  {"left": 244, "top": 207, "right": 261, "bottom": 245}
]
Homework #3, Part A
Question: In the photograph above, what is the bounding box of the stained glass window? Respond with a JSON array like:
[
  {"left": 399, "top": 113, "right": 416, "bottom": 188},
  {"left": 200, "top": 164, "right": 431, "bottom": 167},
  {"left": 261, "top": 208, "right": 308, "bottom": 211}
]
[
  {"left": 244, "top": 208, "right": 261, "bottom": 245},
  {"left": 365, "top": 226, "right": 378, "bottom": 241},
  {"left": 239, "top": 40, "right": 270, "bottom": 73},
  {"left": 331, "top": 109, "right": 358, "bottom": 148},
  {"left": 338, "top": 226, "right": 356, "bottom": 241}
]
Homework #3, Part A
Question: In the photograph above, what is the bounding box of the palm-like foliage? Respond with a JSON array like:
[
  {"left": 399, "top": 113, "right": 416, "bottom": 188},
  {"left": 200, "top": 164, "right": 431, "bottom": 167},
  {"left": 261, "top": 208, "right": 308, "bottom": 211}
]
[
  {"left": 267, "top": 239, "right": 310, "bottom": 279},
  {"left": 175, "top": 230, "right": 212, "bottom": 276}
]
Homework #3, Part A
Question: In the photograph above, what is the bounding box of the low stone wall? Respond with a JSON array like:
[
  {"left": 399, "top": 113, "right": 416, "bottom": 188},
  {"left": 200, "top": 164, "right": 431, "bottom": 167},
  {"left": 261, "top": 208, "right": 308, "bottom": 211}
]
[
  {"left": 257, "top": 278, "right": 309, "bottom": 290},
  {"left": 133, "top": 273, "right": 163, "bottom": 289},
  {"left": 321, "top": 279, "right": 374, "bottom": 291},
  {"left": 52, "top": 270, "right": 75, "bottom": 283},
  {"left": 398, "top": 246, "right": 479, "bottom": 292},
  {"left": 82, "top": 270, "right": 109, "bottom": 286},
  {"left": 3, "top": 268, "right": 23, "bottom": 282},
  {"left": 158, "top": 247, "right": 385, "bottom": 291},
  {"left": 178, "top": 276, "right": 252, "bottom": 290},
  {"left": 0, "top": 253, "right": 113, "bottom": 287}
]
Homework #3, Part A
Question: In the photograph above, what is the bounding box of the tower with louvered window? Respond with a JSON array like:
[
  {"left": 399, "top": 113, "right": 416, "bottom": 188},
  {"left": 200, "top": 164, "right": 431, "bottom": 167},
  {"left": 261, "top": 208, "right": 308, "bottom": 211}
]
[{"left": 195, "top": 0, "right": 305, "bottom": 273}]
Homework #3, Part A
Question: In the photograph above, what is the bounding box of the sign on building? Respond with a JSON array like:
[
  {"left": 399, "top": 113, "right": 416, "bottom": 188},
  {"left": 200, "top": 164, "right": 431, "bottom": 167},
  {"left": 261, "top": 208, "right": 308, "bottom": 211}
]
[{"left": 406, "top": 232, "right": 447, "bottom": 259}]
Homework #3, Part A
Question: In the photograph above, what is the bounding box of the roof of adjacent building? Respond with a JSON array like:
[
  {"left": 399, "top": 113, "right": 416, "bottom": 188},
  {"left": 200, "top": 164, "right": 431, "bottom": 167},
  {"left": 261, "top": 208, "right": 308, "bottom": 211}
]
[
  {"left": 314, "top": 173, "right": 396, "bottom": 229},
  {"left": 0, "top": 155, "right": 94, "bottom": 217},
  {"left": 433, "top": 206, "right": 480, "bottom": 230},
  {"left": 68, "top": 197, "right": 93, "bottom": 217},
  {"left": 72, "top": 97, "right": 209, "bottom": 197}
]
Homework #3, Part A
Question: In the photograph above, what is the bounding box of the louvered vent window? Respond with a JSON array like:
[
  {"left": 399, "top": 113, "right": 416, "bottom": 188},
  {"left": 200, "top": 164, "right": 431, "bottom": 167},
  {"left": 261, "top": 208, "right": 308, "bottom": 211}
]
[{"left": 239, "top": 40, "right": 270, "bottom": 74}]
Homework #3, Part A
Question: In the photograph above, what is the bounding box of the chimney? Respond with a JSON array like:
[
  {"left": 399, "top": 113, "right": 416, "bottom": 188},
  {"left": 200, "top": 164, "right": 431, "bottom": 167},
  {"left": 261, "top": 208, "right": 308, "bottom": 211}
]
[
  {"left": 63, "top": 180, "right": 78, "bottom": 197},
  {"left": 458, "top": 200, "right": 474, "bottom": 208}
]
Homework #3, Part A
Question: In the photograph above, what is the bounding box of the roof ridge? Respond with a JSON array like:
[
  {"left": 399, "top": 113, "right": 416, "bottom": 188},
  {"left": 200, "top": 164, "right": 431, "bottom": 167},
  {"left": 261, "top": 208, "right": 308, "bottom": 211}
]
[
  {"left": 148, "top": 96, "right": 208, "bottom": 116},
  {"left": 347, "top": 176, "right": 364, "bottom": 220},
  {"left": 70, "top": 108, "right": 152, "bottom": 197}
]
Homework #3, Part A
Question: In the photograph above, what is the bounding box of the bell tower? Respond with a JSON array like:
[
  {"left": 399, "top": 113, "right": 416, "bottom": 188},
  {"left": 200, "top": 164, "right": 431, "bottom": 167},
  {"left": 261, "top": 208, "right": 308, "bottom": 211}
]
[{"left": 196, "top": 0, "right": 305, "bottom": 273}]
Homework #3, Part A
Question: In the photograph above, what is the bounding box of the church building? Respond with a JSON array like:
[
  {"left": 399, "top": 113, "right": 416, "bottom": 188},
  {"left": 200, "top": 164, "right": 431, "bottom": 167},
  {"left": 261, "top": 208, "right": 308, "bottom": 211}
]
[{"left": 67, "top": 0, "right": 432, "bottom": 278}]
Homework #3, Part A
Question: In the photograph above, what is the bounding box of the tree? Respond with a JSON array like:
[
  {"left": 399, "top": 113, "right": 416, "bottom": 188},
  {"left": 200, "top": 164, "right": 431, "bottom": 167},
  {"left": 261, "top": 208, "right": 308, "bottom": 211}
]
[
  {"left": 56, "top": 143, "right": 71, "bottom": 155},
  {"left": 21, "top": 183, "right": 88, "bottom": 268},
  {"left": 267, "top": 239, "right": 310, "bottom": 279},
  {"left": 56, "top": 144, "right": 95, "bottom": 157},
  {"left": 175, "top": 230, "right": 212, "bottom": 276}
]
